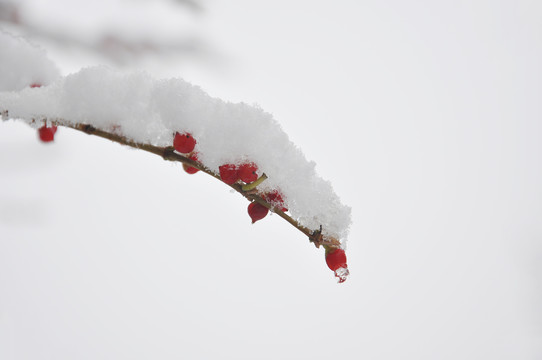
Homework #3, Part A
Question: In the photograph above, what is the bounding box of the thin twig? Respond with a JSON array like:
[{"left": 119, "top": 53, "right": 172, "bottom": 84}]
[{"left": 50, "top": 120, "right": 341, "bottom": 249}]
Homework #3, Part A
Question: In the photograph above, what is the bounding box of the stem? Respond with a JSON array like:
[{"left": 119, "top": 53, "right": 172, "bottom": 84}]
[
  {"left": 241, "top": 173, "right": 268, "bottom": 191},
  {"left": 48, "top": 121, "right": 342, "bottom": 249}
]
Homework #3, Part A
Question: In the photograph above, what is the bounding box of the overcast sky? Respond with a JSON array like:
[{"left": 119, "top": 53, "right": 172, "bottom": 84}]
[{"left": 1, "top": 1, "right": 541, "bottom": 359}]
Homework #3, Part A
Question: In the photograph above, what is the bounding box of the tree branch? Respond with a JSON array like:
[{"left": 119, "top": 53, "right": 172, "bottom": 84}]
[{"left": 57, "top": 121, "right": 342, "bottom": 249}]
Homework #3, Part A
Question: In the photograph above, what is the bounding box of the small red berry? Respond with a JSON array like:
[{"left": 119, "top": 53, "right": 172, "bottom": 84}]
[
  {"left": 248, "top": 202, "right": 268, "bottom": 223},
  {"left": 264, "top": 190, "right": 288, "bottom": 212},
  {"left": 30, "top": 83, "right": 42, "bottom": 88},
  {"left": 219, "top": 164, "right": 239, "bottom": 184},
  {"left": 38, "top": 125, "right": 57, "bottom": 143},
  {"left": 325, "top": 248, "right": 347, "bottom": 272},
  {"left": 182, "top": 153, "right": 200, "bottom": 174},
  {"left": 239, "top": 162, "right": 258, "bottom": 183},
  {"left": 173, "top": 132, "right": 196, "bottom": 153}
]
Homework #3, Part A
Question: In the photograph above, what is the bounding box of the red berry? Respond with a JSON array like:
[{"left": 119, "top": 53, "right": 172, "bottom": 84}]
[
  {"left": 183, "top": 153, "right": 199, "bottom": 174},
  {"left": 173, "top": 132, "right": 196, "bottom": 153},
  {"left": 30, "top": 83, "right": 42, "bottom": 88},
  {"left": 219, "top": 164, "right": 239, "bottom": 184},
  {"left": 38, "top": 125, "right": 57, "bottom": 143},
  {"left": 325, "top": 248, "right": 347, "bottom": 272},
  {"left": 264, "top": 190, "right": 288, "bottom": 212},
  {"left": 239, "top": 162, "right": 258, "bottom": 183},
  {"left": 248, "top": 202, "right": 268, "bottom": 223}
]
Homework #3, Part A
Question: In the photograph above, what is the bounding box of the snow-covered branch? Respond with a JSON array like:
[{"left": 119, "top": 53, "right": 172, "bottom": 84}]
[
  {"left": 31, "top": 120, "right": 344, "bottom": 249},
  {"left": 0, "top": 30, "right": 351, "bottom": 282}
]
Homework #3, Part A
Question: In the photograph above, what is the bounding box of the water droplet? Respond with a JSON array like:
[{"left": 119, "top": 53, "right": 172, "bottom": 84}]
[{"left": 334, "top": 266, "right": 349, "bottom": 283}]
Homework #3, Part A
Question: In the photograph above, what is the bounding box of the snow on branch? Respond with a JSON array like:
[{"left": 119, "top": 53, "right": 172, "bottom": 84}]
[{"left": 0, "top": 31, "right": 351, "bottom": 282}]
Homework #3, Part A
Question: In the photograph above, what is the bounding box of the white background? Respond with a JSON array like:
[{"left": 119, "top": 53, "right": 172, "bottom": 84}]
[{"left": 1, "top": 1, "right": 541, "bottom": 359}]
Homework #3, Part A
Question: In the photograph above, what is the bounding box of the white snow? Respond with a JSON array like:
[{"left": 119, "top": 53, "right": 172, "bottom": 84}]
[{"left": 0, "top": 32, "right": 351, "bottom": 242}]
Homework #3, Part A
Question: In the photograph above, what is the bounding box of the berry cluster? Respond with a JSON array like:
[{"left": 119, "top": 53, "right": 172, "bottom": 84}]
[
  {"left": 217, "top": 162, "right": 288, "bottom": 223},
  {"left": 173, "top": 132, "right": 200, "bottom": 174},
  {"left": 218, "top": 162, "right": 258, "bottom": 184},
  {"left": 35, "top": 123, "right": 347, "bottom": 282},
  {"left": 172, "top": 132, "right": 288, "bottom": 224}
]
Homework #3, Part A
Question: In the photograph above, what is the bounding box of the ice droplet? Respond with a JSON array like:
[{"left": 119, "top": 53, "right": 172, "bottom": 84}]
[{"left": 335, "top": 267, "right": 349, "bottom": 283}]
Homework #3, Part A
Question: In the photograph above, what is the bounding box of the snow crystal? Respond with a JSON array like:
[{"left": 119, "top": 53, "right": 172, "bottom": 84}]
[
  {"left": 0, "top": 30, "right": 60, "bottom": 91},
  {"left": 0, "top": 34, "right": 351, "bottom": 241}
]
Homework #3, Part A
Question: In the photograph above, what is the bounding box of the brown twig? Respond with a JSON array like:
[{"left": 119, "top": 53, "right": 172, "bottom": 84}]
[{"left": 49, "top": 121, "right": 342, "bottom": 249}]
